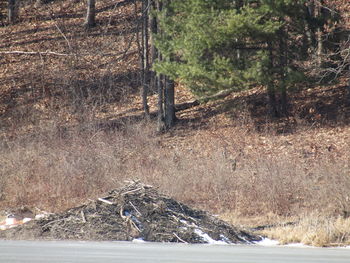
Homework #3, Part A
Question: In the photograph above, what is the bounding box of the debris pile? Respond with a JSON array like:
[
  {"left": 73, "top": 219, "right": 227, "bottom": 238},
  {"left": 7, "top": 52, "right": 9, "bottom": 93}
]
[{"left": 0, "top": 181, "right": 261, "bottom": 243}]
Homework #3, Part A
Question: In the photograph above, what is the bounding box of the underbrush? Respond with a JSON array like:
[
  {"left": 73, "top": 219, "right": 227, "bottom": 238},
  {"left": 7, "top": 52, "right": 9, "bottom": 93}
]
[
  {"left": 1, "top": 121, "right": 349, "bottom": 217},
  {"left": 1, "top": 119, "right": 349, "bottom": 246}
]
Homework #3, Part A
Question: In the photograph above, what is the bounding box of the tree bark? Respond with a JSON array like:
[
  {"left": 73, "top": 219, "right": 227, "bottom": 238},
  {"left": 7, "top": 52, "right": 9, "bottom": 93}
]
[
  {"left": 149, "top": 1, "right": 158, "bottom": 94},
  {"left": 315, "top": 0, "right": 324, "bottom": 68},
  {"left": 141, "top": 0, "right": 150, "bottom": 117},
  {"left": 279, "top": 28, "right": 288, "bottom": 116},
  {"left": 8, "top": 0, "right": 17, "bottom": 24},
  {"left": 84, "top": 0, "right": 96, "bottom": 27},
  {"left": 164, "top": 76, "right": 175, "bottom": 128},
  {"left": 157, "top": 71, "right": 165, "bottom": 132},
  {"left": 154, "top": 0, "right": 165, "bottom": 131},
  {"left": 267, "top": 43, "right": 279, "bottom": 118},
  {"left": 149, "top": 0, "right": 176, "bottom": 131}
]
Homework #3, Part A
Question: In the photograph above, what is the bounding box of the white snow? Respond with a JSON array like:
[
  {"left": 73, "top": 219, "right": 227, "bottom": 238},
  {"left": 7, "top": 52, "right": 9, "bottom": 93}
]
[
  {"left": 194, "top": 229, "right": 228, "bottom": 245},
  {"left": 255, "top": 238, "right": 280, "bottom": 246},
  {"left": 22, "top": 218, "right": 32, "bottom": 223},
  {"left": 35, "top": 213, "right": 52, "bottom": 220},
  {"left": 132, "top": 238, "right": 146, "bottom": 243},
  {"left": 5, "top": 218, "right": 17, "bottom": 225},
  {"left": 256, "top": 238, "right": 319, "bottom": 248}
]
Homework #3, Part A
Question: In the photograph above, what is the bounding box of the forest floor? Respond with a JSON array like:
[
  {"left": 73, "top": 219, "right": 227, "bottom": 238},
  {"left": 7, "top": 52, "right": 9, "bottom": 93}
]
[{"left": 0, "top": 0, "right": 350, "bottom": 247}]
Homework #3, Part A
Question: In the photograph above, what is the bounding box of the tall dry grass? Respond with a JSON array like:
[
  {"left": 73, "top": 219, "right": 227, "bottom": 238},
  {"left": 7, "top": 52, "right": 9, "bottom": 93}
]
[
  {"left": 0, "top": 120, "right": 349, "bottom": 220},
  {"left": 260, "top": 214, "right": 350, "bottom": 247}
]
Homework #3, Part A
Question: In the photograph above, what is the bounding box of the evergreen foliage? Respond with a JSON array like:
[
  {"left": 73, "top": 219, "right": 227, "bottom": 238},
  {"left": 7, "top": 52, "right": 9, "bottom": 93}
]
[{"left": 154, "top": 0, "right": 309, "bottom": 99}]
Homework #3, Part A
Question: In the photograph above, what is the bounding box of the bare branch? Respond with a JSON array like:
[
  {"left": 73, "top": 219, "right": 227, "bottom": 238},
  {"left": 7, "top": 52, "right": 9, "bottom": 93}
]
[{"left": 0, "top": 50, "right": 70, "bottom": 56}]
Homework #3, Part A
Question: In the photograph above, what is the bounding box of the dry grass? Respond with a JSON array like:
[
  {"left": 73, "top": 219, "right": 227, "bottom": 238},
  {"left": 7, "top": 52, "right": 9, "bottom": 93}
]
[
  {"left": 1, "top": 120, "right": 349, "bottom": 218},
  {"left": 260, "top": 214, "right": 350, "bottom": 247}
]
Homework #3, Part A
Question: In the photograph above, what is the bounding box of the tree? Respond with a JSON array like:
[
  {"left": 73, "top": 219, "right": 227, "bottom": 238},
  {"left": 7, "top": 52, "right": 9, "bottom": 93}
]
[
  {"left": 154, "top": 0, "right": 309, "bottom": 117},
  {"left": 84, "top": 0, "right": 96, "bottom": 27},
  {"left": 140, "top": 0, "right": 150, "bottom": 117},
  {"left": 147, "top": 0, "right": 176, "bottom": 131}
]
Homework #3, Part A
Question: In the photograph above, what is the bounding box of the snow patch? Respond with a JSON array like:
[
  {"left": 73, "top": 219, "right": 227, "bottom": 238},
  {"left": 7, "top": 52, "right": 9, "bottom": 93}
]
[
  {"left": 194, "top": 229, "right": 228, "bottom": 245},
  {"left": 132, "top": 238, "right": 146, "bottom": 243},
  {"left": 255, "top": 238, "right": 279, "bottom": 246}
]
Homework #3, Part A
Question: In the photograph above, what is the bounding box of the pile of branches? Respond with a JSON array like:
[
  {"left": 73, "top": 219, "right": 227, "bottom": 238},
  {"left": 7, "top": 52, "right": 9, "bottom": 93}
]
[{"left": 0, "top": 181, "right": 261, "bottom": 243}]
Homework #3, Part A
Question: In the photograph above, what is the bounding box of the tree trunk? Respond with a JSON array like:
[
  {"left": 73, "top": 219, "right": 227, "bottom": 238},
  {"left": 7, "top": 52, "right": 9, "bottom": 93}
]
[
  {"left": 141, "top": 0, "right": 150, "bottom": 117},
  {"left": 164, "top": 76, "right": 176, "bottom": 128},
  {"left": 153, "top": 0, "right": 165, "bottom": 131},
  {"left": 279, "top": 29, "right": 288, "bottom": 116},
  {"left": 8, "top": 0, "right": 17, "bottom": 24},
  {"left": 157, "top": 73, "right": 165, "bottom": 132},
  {"left": 151, "top": 0, "right": 176, "bottom": 131},
  {"left": 84, "top": 0, "right": 96, "bottom": 27},
  {"left": 162, "top": 0, "right": 176, "bottom": 128},
  {"left": 267, "top": 43, "right": 279, "bottom": 118},
  {"left": 142, "top": 0, "right": 150, "bottom": 116},
  {"left": 315, "top": 0, "right": 324, "bottom": 68},
  {"left": 149, "top": 1, "right": 158, "bottom": 94}
]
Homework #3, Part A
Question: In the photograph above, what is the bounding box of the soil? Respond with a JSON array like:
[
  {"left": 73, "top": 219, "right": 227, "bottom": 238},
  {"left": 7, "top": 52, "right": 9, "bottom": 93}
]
[{"left": 0, "top": 181, "right": 261, "bottom": 243}]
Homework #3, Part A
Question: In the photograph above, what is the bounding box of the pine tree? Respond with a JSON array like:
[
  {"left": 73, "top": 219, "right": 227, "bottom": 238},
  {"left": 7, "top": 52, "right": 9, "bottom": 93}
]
[{"left": 154, "top": 0, "right": 309, "bottom": 116}]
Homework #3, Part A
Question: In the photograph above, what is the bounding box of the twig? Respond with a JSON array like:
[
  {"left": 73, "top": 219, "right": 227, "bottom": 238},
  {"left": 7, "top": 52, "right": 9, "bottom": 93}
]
[
  {"left": 54, "top": 22, "right": 72, "bottom": 51},
  {"left": 129, "top": 201, "right": 142, "bottom": 216},
  {"left": 0, "top": 50, "right": 137, "bottom": 57},
  {"left": 121, "top": 188, "right": 143, "bottom": 196},
  {"left": 80, "top": 210, "right": 86, "bottom": 223},
  {"left": 97, "top": 198, "right": 114, "bottom": 205},
  {"left": 130, "top": 219, "right": 141, "bottom": 232},
  {"left": 173, "top": 232, "right": 188, "bottom": 244},
  {"left": 41, "top": 219, "right": 65, "bottom": 229},
  {"left": 0, "top": 50, "right": 69, "bottom": 56}
]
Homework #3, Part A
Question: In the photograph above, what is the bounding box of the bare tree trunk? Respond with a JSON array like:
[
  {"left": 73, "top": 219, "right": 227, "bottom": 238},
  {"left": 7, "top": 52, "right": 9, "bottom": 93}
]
[
  {"left": 141, "top": 0, "right": 150, "bottom": 117},
  {"left": 84, "top": 0, "right": 96, "bottom": 27},
  {"left": 155, "top": 0, "right": 176, "bottom": 130},
  {"left": 164, "top": 76, "right": 175, "bottom": 128},
  {"left": 279, "top": 29, "right": 288, "bottom": 116},
  {"left": 149, "top": 0, "right": 158, "bottom": 94},
  {"left": 157, "top": 71, "right": 165, "bottom": 132},
  {"left": 315, "top": 0, "right": 324, "bottom": 68},
  {"left": 267, "top": 43, "right": 279, "bottom": 118},
  {"left": 8, "top": 0, "right": 17, "bottom": 24},
  {"left": 163, "top": 0, "right": 176, "bottom": 128},
  {"left": 154, "top": 0, "right": 166, "bottom": 131}
]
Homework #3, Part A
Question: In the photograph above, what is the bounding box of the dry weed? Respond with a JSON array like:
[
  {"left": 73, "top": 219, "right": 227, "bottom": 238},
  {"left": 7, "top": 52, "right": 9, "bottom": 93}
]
[
  {"left": 260, "top": 214, "right": 350, "bottom": 247},
  {"left": 1, "top": 120, "right": 348, "bottom": 220}
]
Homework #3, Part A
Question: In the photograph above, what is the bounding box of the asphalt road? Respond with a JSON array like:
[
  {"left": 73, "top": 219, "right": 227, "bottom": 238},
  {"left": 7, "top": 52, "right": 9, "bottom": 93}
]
[{"left": 0, "top": 240, "right": 350, "bottom": 263}]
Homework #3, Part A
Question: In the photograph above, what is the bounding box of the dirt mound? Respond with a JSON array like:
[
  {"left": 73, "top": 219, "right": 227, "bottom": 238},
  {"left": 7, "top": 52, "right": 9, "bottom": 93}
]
[{"left": 0, "top": 182, "right": 261, "bottom": 243}]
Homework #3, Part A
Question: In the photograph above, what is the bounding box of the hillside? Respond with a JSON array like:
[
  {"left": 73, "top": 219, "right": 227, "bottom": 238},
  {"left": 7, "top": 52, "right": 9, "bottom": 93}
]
[{"left": 0, "top": 0, "right": 350, "bottom": 246}]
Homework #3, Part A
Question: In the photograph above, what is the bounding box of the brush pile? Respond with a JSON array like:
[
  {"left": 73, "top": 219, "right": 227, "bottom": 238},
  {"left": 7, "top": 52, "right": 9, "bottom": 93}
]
[{"left": 0, "top": 181, "right": 261, "bottom": 243}]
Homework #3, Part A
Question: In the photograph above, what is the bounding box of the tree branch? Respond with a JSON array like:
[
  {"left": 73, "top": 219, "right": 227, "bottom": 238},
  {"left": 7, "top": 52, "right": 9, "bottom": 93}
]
[{"left": 0, "top": 50, "right": 70, "bottom": 56}]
